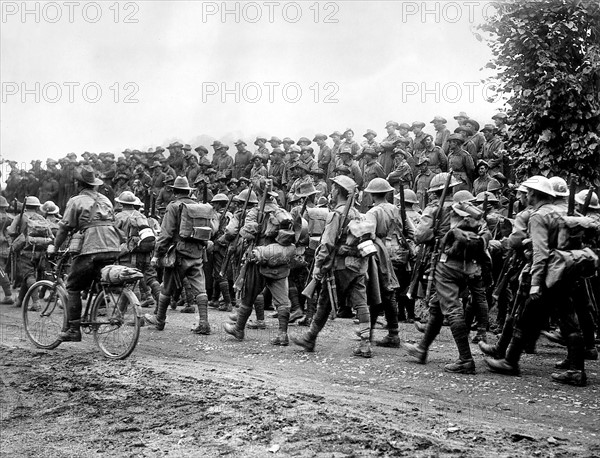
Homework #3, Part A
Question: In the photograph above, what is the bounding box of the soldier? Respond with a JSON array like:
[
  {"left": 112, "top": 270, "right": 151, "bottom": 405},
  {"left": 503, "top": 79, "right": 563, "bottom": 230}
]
[
  {"left": 484, "top": 176, "right": 589, "bottom": 386},
  {"left": 453, "top": 111, "right": 469, "bottom": 127},
  {"left": 282, "top": 145, "right": 301, "bottom": 193},
  {"left": 8, "top": 196, "right": 51, "bottom": 309},
  {"left": 312, "top": 169, "right": 328, "bottom": 201},
  {"left": 397, "top": 123, "right": 414, "bottom": 155},
  {"left": 337, "top": 145, "right": 363, "bottom": 188},
  {"left": 224, "top": 189, "right": 295, "bottom": 346},
  {"left": 254, "top": 137, "right": 269, "bottom": 159},
  {"left": 378, "top": 121, "right": 400, "bottom": 176},
  {"left": 361, "top": 129, "right": 379, "bottom": 151},
  {"left": 411, "top": 121, "right": 427, "bottom": 156},
  {"left": 209, "top": 193, "right": 234, "bottom": 312},
  {"left": 192, "top": 175, "right": 214, "bottom": 204},
  {"left": 145, "top": 177, "right": 214, "bottom": 334},
  {"left": 300, "top": 146, "right": 318, "bottom": 174},
  {"left": 360, "top": 147, "right": 386, "bottom": 212},
  {"left": 472, "top": 160, "right": 493, "bottom": 196},
  {"left": 454, "top": 126, "right": 478, "bottom": 165},
  {"left": 327, "top": 131, "right": 343, "bottom": 181},
  {"left": 98, "top": 172, "right": 115, "bottom": 204},
  {"left": 387, "top": 147, "right": 413, "bottom": 190},
  {"left": 38, "top": 168, "right": 59, "bottom": 204},
  {"left": 314, "top": 133, "right": 332, "bottom": 173},
  {"left": 479, "top": 124, "right": 505, "bottom": 177},
  {"left": 419, "top": 134, "right": 448, "bottom": 174},
  {"left": 286, "top": 162, "right": 313, "bottom": 203},
  {"left": 40, "top": 201, "right": 61, "bottom": 233},
  {"left": 340, "top": 129, "right": 361, "bottom": 158},
  {"left": 465, "top": 119, "right": 485, "bottom": 157},
  {"left": 293, "top": 176, "right": 374, "bottom": 357},
  {"left": 268, "top": 148, "right": 286, "bottom": 204},
  {"left": 233, "top": 140, "right": 252, "bottom": 179},
  {"left": 364, "top": 178, "right": 405, "bottom": 348},
  {"left": 492, "top": 112, "right": 510, "bottom": 141},
  {"left": 113, "top": 191, "right": 159, "bottom": 309},
  {"left": 268, "top": 136, "right": 283, "bottom": 151},
  {"left": 49, "top": 167, "right": 122, "bottom": 341},
  {"left": 0, "top": 196, "right": 14, "bottom": 304},
  {"left": 156, "top": 176, "right": 175, "bottom": 209},
  {"left": 168, "top": 142, "right": 186, "bottom": 176},
  {"left": 431, "top": 116, "right": 451, "bottom": 149},
  {"left": 212, "top": 142, "right": 234, "bottom": 178},
  {"left": 250, "top": 155, "right": 268, "bottom": 189},
  {"left": 413, "top": 156, "right": 434, "bottom": 209},
  {"left": 185, "top": 151, "right": 202, "bottom": 186},
  {"left": 447, "top": 133, "right": 475, "bottom": 192},
  {"left": 405, "top": 172, "right": 489, "bottom": 374}
]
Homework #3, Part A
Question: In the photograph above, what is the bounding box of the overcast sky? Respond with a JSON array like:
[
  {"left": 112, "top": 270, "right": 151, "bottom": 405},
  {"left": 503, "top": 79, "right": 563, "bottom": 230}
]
[{"left": 1, "top": 1, "right": 504, "bottom": 166}]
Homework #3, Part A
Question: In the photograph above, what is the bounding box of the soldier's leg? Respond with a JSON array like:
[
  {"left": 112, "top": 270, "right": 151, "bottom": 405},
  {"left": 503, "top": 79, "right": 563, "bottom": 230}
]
[
  {"left": 572, "top": 281, "right": 598, "bottom": 356},
  {"left": 374, "top": 286, "right": 400, "bottom": 347},
  {"left": 179, "top": 277, "right": 196, "bottom": 314},
  {"left": 144, "top": 266, "right": 181, "bottom": 330},
  {"left": 435, "top": 263, "right": 474, "bottom": 372},
  {"left": 15, "top": 254, "right": 36, "bottom": 308},
  {"left": 468, "top": 275, "right": 489, "bottom": 343},
  {"left": 347, "top": 272, "right": 372, "bottom": 358},
  {"left": 59, "top": 255, "right": 97, "bottom": 341},
  {"left": 292, "top": 282, "right": 331, "bottom": 352},
  {"left": 269, "top": 277, "right": 291, "bottom": 346},
  {"left": 224, "top": 264, "right": 265, "bottom": 339},
  {"left": 179, "top": 257, "right": 210, "bottom": 334},
  {"left": 0, "top": 266, "right": 13, "bottom": 304}
]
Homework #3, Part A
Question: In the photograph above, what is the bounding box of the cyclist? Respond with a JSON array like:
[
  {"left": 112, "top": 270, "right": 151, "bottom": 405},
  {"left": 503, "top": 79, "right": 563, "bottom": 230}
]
[{"left": 48, "top": 166, "right": 121, "bottom": 342}]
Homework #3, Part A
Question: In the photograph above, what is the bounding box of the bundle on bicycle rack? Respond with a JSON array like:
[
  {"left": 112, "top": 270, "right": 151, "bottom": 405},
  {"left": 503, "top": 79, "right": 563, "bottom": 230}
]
[{"left": 100, "top": 265, "right": 144, "bottom": 285}]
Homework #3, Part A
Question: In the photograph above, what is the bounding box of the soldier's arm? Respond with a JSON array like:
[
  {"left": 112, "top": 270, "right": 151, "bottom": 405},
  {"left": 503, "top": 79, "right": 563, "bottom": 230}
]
[
  {"left": 528, "top": 211, "right": 550, "bottom": 288},
  {"left": 154, "top": 203, "right": 178, "bottom": 258},
  {"left": 313, "top": 211, "right": 339, "bottom": 272},
  {"left": 239, "top": 208, "right": 259, "bottom": 240},
  {"left": 414, "top": 207, "right": 436, "bottom": 244}
]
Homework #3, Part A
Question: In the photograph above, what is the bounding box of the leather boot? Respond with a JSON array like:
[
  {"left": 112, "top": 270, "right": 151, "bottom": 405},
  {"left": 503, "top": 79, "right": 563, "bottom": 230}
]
[
  {"left": 444, "top": 359, "right": 475, "bottom": 374},
  {"left": 484, "top": 337, "right": 522, "bottom": 375},
  {"left": 192, "top": 294, "right": 211, "bottom": 334},
  {"left": 375, "top": 328, "right": 400, "bottom": 348},
  {"left": 271, "top": 306, "right": 290, "bottom": 346},
  {"left": 298, "top": 298, "right": 315, "bottom": 326},
  {"left": 223, "top": 304, "right": 252, "bottom": 340},
  {"left": 551, "top": 370, "right": 587, "bottom": 387},
  {"left": 353, "top": 336, "right": 372, "bottom": 358},
  {"left": 217, "top": 280, "right": 232, "bottom": 311},
  {"left": 403, "top": 343, "right": 427, "bottom": 364},
  {"left": 144, "top": 293, "right": 169, "bottom": 330},
  {"left": 58, "top": 319, "right": 81, "bottom": 342}
]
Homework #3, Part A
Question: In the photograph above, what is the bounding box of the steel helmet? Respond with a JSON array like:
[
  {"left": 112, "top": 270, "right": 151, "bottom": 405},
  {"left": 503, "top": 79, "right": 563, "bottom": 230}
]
[
  {"left": 521, "top": 175, "right": 556, "bottom": 197},
  {"left": 235, "top": 189, "right": 259, "bottom": 204},
  {"left": 475, "top": 191, "right": 499, "bottom": 203},
  {"left": 548, "top": 176, "right": 569, "bottom": 197},
  {"left": 364, "top": 178, "right": 394, "bottom": 194},
  {"left": 24, "top": 196, "right": 41, "bottom": 207},
  {"left": 115, "top": 191, "right": 138, "bottom": 205},
  {"left": 41, "top": 201, "right": 60, "bottom": 214},
  {"left": 0, "top": 196, "right": 8, "bottom": 208},
  {"left": 453, "top": 190, "right": 476, "bottom": 203},
  {"left": 403, "top": 189, "right": 419, "bottom": 204},
  {"left": 331, "top": 175, "right": 357, "bottom": 194},
  {"left": 211, "top": 193, "right": 230, "bottom": 203},
  {"left": 575, "top": 190, "right": 600, "bottom": 209},
  {"left": 428, "top": 172, "right": 461, "bottom": 192},
  {"left": 486, "top": 178, "right": 502, "bottom": 192}
]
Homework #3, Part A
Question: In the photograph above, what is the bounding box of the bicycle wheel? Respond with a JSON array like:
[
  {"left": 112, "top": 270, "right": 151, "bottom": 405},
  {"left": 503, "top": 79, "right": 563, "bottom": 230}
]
[
  {"left": 22, "top": 280, "right": 66, "bottom": 350},
  {"left": 91, "top": 288, "right": 141, "bottom": 360}
]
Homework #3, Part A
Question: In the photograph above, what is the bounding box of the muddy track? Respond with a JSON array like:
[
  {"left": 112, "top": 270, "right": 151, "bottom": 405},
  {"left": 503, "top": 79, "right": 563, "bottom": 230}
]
[{"left": 1, "top": 305, "right": 599, "bottom": 457}]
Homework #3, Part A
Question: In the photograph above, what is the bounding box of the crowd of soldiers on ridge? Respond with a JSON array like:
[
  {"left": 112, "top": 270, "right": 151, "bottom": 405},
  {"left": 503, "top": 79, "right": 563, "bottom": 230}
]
[{"left": 1, "top": 110, "right": 599, "bottom": 388}]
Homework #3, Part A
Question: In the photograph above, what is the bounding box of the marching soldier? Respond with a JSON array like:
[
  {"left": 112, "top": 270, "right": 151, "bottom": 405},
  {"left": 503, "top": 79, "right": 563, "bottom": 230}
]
[
  {"left": 145, "top": 177, "right": 214, "bottom": 335},
  {"left": 293, "top": 176, "right": 374, "bottom": 357},
  {"left": 0, "top": 197, "right": 14, "bottom": 304},
  {"left": 210, "top": 193, "right": 234, "bottom": 312}
]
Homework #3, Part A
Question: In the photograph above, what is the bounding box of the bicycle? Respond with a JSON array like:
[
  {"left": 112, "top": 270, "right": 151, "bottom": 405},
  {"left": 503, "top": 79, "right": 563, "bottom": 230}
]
[{"left": 22, "top": 251, "right": 144, "bottom": 360}]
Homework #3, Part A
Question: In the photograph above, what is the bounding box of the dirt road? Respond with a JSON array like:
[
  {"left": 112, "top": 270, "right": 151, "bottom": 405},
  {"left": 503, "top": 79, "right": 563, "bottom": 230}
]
[{"left": 1, "top": 304, "right": 599, "bottom": 457}]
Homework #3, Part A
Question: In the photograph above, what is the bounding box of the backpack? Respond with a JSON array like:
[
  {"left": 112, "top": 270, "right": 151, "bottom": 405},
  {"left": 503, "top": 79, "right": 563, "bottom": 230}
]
[
  {"left": 126, "top": 213, "right": 155, "bottom": 253},
  {"left": 554, "top": 215, "right": 600, "bottom": 250},
  {"left": 26, "top": 218, "right": 54, "bottom": 250},
  {"left": 443, "top": 227, "right": 485, "bottom": 262},
  {"left": 179, "top": 202, "right": 216, "bottom": 242}
]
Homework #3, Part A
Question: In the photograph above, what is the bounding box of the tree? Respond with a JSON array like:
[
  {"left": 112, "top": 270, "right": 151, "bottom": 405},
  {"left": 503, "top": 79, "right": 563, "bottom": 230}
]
[{"left": 478, "top": 0, "right": 600, "bottom": 185}]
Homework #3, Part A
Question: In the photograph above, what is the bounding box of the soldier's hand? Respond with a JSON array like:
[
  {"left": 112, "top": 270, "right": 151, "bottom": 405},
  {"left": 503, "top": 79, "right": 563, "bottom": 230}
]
[
  {"left": 150, "top": 256, "right": 159, "bottom": 267},
  {"left": 529, "top": 285, "right": 541, "bottom": 301},
  {"left": 313, "top": 267, "right": 323, "bottom": 282},
  {"left": 47, "top": 244, "right": 56, "bottom": 255}
]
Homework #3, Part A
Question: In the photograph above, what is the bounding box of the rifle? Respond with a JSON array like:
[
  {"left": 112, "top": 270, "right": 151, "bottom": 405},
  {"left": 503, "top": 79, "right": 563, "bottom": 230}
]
[
  {"left": 567, "top": 174, "right": 577, "bottom": 216},
  {"left": 507, "top": 192, "right": 515, "bottom": 219},
  {"left": 398, "top": 185, "right": 407, "bottom": 237},
  {"left": 219, "top": 184, "right": 254, "bottom": 277},
  {"left": 203, "top": 182, "right": 208, "bottom": 204},
  {"left": 482, "top": 192, "right": 489, "bottom": 220},
  {"left": 424, "top": 171, "right": 454, "bottom": 303},
  {"left": 302, "top": 189, "right": 355, "bottom": 319},
  {"left": 11, "top": 195, "right": 27, "bottom": 288},
  {"left": 216, "top": 196, "right": 234, "bottom": 238},
  {"left": 150, "top": 193, "right": 156, "bottom": 218},
  {"left": 582, "top": 188, "right": 594, "bottom": 216}
]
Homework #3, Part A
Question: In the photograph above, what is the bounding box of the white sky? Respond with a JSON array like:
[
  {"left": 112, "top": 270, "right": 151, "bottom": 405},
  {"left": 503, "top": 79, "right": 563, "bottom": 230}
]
[{"left": 1, "top": 1, "right": 505, "bottom": 168}]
